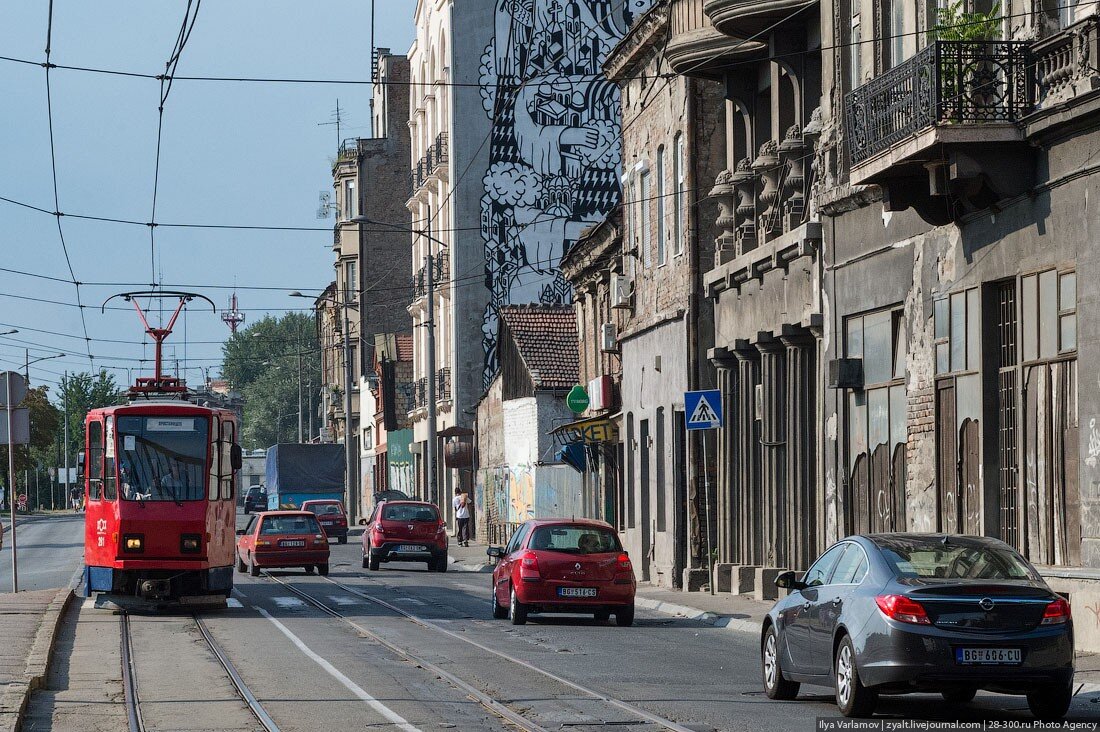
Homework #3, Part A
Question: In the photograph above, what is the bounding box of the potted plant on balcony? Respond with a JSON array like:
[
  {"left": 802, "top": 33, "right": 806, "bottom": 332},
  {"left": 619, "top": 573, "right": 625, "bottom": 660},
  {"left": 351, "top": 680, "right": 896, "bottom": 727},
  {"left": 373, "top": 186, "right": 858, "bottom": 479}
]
[{"left": 931, "top": 1, "right": 1006, "bottom": 121}]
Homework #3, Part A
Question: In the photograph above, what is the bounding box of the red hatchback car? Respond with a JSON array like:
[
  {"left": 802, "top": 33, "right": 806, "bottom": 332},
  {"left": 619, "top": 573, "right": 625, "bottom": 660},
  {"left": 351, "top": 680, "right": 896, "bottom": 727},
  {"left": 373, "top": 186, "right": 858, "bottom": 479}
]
[
  {"left": 301, "top": 499, "right": 349, "bottom": 544},
  {"left": 362, "top": 501, "right": 448, "bottom": 572},
  {"left": 488, "top": 519, "right": 636, "bottom": 626},
  {"left": 236, "top": 511, "right": 330, "bottom": 576}
]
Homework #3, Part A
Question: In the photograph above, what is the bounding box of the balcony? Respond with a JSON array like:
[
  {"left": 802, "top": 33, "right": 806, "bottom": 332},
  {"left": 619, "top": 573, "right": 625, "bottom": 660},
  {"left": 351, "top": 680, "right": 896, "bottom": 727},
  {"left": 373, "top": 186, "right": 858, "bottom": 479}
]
[
  {"left": 409, "top": 133, "right": 449, "bottom": 194},
  {"left": 844, "top": 40, "right": 1033, "bottom": 223},
  {"left": 337, "top": 137, "right": 360, "bottom": 162},
  {"left": 703, "top": 0, "right": 816, "bottom": 39},
  {"left": 665, "top": 0, "right": 765, "bottom": 76},
  {"left": 412, "top": 253, "right": 450, "bottom": 299},
  {"left": 406, "top": 368, "right": 453, "bottom": 416}
]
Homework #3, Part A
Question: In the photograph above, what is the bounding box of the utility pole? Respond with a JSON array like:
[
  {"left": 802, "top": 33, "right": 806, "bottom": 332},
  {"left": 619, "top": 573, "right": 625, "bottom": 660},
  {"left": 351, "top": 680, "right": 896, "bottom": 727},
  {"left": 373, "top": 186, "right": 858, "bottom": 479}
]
[
  {"left": 63, "top": 371, "right": 69, "bottom": 511},
  {"left": 297, "top": 322, "right": 304, "bottom": 444},
  {"left": 7, "top": 373, "right": 19, "bottom": 592},
  {"left": 425, "top": 205, "right": 438, "bottom": 507},
  {"left": 341, "top": 294, "right": 357, "bottom": 523}
]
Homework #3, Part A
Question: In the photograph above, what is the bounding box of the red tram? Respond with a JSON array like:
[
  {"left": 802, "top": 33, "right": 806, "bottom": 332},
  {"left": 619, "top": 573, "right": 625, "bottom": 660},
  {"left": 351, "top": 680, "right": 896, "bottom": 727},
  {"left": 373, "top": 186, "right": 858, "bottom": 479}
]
[{"left": 82, "top": 292, "right": 241, "bottom": 603}]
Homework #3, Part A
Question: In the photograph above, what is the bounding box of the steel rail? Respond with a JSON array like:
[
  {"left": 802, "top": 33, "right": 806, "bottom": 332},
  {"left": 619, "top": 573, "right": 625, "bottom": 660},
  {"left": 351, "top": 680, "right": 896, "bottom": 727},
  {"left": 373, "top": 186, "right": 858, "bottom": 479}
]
[
  {"left": 317, "top": 576, "right": 698, "bottom": 732},
  {"left": 193, "top": 615, "right": 282, "bottom": 732},
  {"left": 119, "top": 613, "right": 145, "bottom": 732},
  {"left": 261, "top": 572, "right": 549, "bottom": 732}
]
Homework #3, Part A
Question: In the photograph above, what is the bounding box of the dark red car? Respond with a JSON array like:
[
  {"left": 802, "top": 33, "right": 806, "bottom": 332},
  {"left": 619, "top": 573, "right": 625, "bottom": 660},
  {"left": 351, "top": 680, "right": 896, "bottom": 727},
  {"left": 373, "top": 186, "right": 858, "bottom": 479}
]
[
  {"left": 362, "top": 500, "right": 448, "bottom": 572},
  {"left": 301, "top": 499, "right": 349, "bottom": 544},
  {"left": 488, "top": 519, "right": 636, "bottom": 626},
  {"left": 236, "top": 511, "right": 330, "bottom": 576}
]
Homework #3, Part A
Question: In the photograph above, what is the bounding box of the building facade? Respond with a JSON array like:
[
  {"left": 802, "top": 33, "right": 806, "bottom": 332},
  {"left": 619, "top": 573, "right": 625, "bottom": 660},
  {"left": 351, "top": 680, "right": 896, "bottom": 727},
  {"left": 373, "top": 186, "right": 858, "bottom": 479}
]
[{"left": 820, "top": 0, "right": 1100, "bottom": 649}]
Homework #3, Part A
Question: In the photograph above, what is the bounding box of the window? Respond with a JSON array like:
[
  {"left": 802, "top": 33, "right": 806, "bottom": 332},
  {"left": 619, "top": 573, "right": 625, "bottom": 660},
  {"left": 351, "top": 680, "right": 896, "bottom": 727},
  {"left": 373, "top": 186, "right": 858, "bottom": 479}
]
[
  {"left": 343, "top": 179, "right": 356, "bottom": 221},
  {"left": 656, "top": 146, "right": 667, "bottom": 265},
  {"left": 803, "top": 543, "right": 847, "bottom": 587},
  {"left": 529, "top": 525, "right": 622, "bottom": 553},
  {"left": 874, "top": 536, "right": 1036, "bottom": 580},
  {"left": 87, "top": 421, "right": 103, "bottom": 501},
  {"left": 260, "top": 514, "right": 322, "bottom": 535},
  {"left": 655, "top": 407, "right": 666, "bottom": 532},
  {"left": 639, "top": 169, "right": 652, "bottom": 268},
  {"left": 103, "top": 416, "right": 117, "bottom": 500},
  {"left": 220, "top": 420, "right": 235, "bottom": 501},
  {"left": 1020, "top": 269, "right": 1076, "bottom": 359},
  {"left": 849, "top": 12, "right": 862, "bottom": 89},
  {"left": 117, "top": 415, "right": 210, "bottom": 502},
  {"left": 885, "top": 0, "right": 905, "bottom": 68},
  {"left": 345, "top": 260, "right": 358, "bottom": 302},
  {"left": 934, "top": 288, "right": 980, "bottom": 374},
  {"left": 673, "top": 133, "right": 685, "bottom": 256},
  {"left": 506, "top": 522, "right": 530, "bottom": 554},
  {"left": 209, "top": 419, "right": 221, "bottom": 500},
  {"left": 382, "top": 504, "right": 439, "bottom": 521},
  {"left": 830, "top": 543, "right": 869, "bottom": 584}
]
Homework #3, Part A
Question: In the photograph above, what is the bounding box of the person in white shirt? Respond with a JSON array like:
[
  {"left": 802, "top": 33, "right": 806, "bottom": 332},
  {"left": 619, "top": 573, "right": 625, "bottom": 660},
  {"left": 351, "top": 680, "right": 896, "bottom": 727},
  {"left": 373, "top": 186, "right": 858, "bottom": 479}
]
[{"left": 453, "top": 487, "right": 471, "bottom": 547}]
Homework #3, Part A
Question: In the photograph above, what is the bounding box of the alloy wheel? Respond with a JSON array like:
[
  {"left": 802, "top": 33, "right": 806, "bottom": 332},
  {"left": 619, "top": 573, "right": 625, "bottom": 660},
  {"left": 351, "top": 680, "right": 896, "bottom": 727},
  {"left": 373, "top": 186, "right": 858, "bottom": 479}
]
[
  {"left": 836, "top": 644, "right": 853, "bottom": 707},
  {"left": 763, "top": 633, "right": 778, "bottom": 690}
]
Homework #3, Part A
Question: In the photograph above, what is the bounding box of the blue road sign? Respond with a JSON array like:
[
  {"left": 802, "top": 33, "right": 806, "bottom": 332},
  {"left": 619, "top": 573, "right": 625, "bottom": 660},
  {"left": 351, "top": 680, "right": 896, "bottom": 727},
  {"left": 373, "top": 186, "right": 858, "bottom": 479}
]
[{"left": 684, "top": 389, "right": 723, "bottom": 430}]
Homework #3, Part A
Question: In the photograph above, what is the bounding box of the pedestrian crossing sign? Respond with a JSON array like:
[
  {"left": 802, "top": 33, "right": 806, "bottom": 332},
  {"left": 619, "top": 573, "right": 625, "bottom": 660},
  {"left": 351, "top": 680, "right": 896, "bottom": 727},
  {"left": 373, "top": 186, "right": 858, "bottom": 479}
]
[{"left": 684, "top": 389, "right": 723, "bottom": 430}]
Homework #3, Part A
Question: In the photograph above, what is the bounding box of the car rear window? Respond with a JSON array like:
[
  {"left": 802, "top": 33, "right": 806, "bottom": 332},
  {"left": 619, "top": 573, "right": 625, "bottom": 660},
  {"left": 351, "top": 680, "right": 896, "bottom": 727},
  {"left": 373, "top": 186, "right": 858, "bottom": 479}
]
[
  {"left": 308, "top": 503, "right": 343, "bottom": 516},
  {"left": 382, "top": 504, "right": 438, "bottom": 522},
  {"left": 260, "top": 515, "right": 321, "bottom": 535},
  {"left": 875, "top": 538, "right": 1036, "bottom": 580},
  {"left": 528, "top": 526, "right": 621, "bottom": 554}
]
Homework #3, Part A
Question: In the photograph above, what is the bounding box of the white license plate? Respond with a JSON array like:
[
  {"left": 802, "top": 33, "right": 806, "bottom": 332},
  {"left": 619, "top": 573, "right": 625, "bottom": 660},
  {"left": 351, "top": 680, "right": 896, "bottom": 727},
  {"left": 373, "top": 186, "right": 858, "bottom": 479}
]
[
  {"left": 279, "top": 540, "right": 306, "bottom": 548},
  {"left": 558, "top": 587, "right": 597, "bottom": 598},
  {"left": 956, "top": 647, "right": 1022, "bottom": 665},
  {"left": 397, "top": 544, "right": 426, "bottom": 552}
]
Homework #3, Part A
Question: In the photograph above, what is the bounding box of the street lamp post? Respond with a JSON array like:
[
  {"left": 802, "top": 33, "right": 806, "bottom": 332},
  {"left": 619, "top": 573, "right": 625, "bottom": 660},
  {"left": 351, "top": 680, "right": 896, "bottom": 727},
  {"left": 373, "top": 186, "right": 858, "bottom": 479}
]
[
  {"left": 351, "top": 210, "right": 445, "bottom": 505},
  {"left": 290, "top": 290, "right": 358, "bottom": 523},
  {"left": 25, "top": 350, "right": 66, "bottom": 382}
]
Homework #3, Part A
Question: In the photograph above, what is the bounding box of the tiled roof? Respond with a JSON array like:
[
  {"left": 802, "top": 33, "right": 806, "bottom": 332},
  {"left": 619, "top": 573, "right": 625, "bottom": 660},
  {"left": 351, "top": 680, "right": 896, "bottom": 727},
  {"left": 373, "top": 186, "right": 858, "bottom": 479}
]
[
  {"left": 395, "top": 334, "right": 414, "bottom": 363},
  {"left": 499, "top": 305, "right": 579, "bottom": 389}
]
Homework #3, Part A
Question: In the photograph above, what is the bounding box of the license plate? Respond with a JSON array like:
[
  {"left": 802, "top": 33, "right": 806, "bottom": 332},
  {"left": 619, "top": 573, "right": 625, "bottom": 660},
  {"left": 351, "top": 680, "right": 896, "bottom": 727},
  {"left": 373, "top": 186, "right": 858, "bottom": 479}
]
[
  {"left": 558, "top": 587, "right": 597, "bottom": 598},
  {"left": 397, "top": 544, "right": 426, "bottom": 552},
  {"left": 279, "top": 540, "right": 306, "bottom": 548},
  {"left": 956, "top": 647, "right": 1022, "bottom": 665}
]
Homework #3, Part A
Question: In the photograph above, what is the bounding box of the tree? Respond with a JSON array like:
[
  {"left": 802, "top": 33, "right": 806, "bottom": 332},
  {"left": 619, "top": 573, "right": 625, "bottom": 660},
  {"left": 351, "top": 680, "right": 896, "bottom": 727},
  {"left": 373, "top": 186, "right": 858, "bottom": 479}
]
[
  {"left": 0, "top": 386, "right": 63, "bottom": 491},
  {"left": 58, "top": 371, "right": 125, "bottom": 468},
  {"left": 221, "top": 313, "right": 321, "bottom": 449}
]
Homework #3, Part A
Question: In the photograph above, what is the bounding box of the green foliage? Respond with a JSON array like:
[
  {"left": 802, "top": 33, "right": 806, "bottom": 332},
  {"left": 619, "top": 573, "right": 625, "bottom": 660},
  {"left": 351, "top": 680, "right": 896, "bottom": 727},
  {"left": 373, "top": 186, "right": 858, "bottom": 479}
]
[
  {"left": 0, "top": 386, "right": 63, "bottom": 479},
  {"left": 220, "top": 312, "right": 321, "bottom": 450},
  {"left": 59, "top": 371, "right": 125, "bottom": 462},
  {"left": 931, "top": 1, "right": 1002, "bottom": 42}
]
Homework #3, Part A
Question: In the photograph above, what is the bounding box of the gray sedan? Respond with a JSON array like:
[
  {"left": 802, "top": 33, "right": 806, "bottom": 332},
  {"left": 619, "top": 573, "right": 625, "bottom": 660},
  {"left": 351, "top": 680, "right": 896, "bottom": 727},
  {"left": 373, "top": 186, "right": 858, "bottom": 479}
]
[{"left": 761, "top": 534, "right": 1074, "bottom": 719}]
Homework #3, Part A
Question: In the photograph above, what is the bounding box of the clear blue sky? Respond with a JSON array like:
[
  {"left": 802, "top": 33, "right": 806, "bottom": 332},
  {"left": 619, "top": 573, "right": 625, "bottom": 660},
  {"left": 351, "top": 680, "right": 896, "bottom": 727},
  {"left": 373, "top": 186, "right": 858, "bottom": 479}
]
[{"left": 0, "top": 1, "right": 416, "bottom": 394}]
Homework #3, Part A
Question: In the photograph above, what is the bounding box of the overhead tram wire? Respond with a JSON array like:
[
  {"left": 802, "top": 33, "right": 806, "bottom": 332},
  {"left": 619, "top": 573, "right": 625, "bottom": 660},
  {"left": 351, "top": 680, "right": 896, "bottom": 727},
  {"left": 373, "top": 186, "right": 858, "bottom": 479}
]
[{"left": 43, "top": 0, "right": 95, "bottom": 369}]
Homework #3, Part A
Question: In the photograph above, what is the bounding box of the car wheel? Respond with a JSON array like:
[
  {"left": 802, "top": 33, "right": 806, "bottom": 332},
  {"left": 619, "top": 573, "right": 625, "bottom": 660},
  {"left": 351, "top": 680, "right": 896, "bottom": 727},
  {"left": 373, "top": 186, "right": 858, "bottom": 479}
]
[
  {"left": 317, "top": 564, "right": 330, "bottom": 577},
  {"left": 509, "top": 586, "right": 528, "bottom": 625},
  {"left": 436, "top": 557, "right": 448, "bottom": 573},
  {"left": 368, "top": 552, "right": 381, "bottom": 571},
  {"left": 361, "top": 554, "right": 369, "bottom": 569},
  {"left": 248, "top": 555, "right": 261, "bottom": 577},
  {"left": 1027, "top": 682, "right": 1073, "bottom": 721},
  {"left": 304, "top": 565, "right": 315, "bottom": 575},
  {"left": 338, "top": 536, "right": 347, "bottom": 545},
  {"left": 492, "top": 585, "right": 508, "bottom": 619},
  {"left": 236, "top": 554, "right": 247, "bottom": 574},
  {"left": 615, "top": 604, "right": 635, "bottom": 627},
  {"left": 762, "top": 625, "right": 800, "bottom": 700},
  {"left": 834, "top": 635, "right": 876, "bottom": 718},
  {"left": 594, "top": 609, "right": 611, "bottom": 622},
  {"left": 941, "top": 688, "right": 977, "bottom": 704}
]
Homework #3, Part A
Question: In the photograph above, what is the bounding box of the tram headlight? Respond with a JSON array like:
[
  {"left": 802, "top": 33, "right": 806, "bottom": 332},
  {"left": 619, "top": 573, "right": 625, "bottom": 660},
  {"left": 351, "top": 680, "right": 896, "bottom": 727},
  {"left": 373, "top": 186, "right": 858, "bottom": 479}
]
[
  {"left": 122, "top": 534, "right": 144, "bottom": 553},
  {"left": 180, "top": 534, "right": 201, "bottom": 553}
]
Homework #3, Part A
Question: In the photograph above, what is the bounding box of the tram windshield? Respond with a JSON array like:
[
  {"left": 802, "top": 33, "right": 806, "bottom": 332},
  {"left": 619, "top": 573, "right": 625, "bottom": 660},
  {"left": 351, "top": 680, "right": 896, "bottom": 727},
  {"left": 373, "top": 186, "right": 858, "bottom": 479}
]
[{"left": 116, "top": 415, "right": 209, "bottom": 502}]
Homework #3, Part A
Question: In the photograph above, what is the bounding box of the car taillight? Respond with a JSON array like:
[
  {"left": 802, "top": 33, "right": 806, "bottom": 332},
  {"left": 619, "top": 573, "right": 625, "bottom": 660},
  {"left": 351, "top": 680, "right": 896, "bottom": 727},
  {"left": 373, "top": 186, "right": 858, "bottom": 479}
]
[
  {"left": 374, "top": 523, "right": 385, "bottom": 535},
  {"left": 519, "top": 551, "right": 541, "bottom": 581},
  {"left": 875, "top": 594, "right": 931, "bottom": 625},
  {"left": 1041, "top": 597, "right": 1071, "bottom": 625},
  {"left": 616, "top": 553, "right": 632, "bottom": 571}
]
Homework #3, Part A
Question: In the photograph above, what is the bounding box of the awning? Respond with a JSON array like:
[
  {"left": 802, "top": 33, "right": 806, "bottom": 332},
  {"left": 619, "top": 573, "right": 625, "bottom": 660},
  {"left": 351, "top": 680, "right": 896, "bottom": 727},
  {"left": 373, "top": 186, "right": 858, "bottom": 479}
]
[
  {"left": 549, "top": 413, "right": 620, "bottom": 444},
  {"left": 438, "top": 425, "right": 474, "bottom": 438}
]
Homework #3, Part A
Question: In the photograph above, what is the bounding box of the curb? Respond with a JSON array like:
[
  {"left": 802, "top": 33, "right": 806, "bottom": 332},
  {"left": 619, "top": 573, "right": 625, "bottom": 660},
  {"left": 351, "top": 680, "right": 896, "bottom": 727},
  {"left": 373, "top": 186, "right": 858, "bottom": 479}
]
[{"left": 0, "top": 587, "right": 75, "bottom": 732}]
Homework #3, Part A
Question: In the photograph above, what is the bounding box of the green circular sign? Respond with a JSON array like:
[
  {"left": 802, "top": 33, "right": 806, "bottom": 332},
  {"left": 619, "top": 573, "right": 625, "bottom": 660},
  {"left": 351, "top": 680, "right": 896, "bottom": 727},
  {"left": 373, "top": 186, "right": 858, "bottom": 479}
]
[{"left": 566, "top": 385, "right": 590, "bottom": 414}]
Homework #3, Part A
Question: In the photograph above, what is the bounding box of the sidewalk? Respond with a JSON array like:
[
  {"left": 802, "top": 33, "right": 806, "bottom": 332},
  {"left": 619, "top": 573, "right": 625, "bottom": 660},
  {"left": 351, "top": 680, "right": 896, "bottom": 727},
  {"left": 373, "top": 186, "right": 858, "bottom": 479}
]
[
  {"left": 0, "top": 588, "right": 73, "bottom": 732},
  {"left": 447, "top": 540, "right": 1100, "bottom": 695}
]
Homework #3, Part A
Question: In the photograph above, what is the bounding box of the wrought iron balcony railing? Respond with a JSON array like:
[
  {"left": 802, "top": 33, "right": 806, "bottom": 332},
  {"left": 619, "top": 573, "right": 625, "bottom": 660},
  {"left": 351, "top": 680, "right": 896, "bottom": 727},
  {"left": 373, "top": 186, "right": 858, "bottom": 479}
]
[
  {"left": 845, "top": 40, "right": 1031, "bottom": 167},
  {"left": 409, "top": 133, "right": 450, "bottom": 194},
  {"left": 436, "top": 367, "right": 451, "bottom": 403},
  {"left": 412, "top": 253, "right": 450, "bottom": 299}
]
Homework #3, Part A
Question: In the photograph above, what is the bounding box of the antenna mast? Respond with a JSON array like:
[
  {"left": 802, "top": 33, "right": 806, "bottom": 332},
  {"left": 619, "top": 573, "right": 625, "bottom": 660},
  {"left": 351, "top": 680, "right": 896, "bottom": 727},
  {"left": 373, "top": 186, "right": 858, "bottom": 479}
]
[{"left": 221, "top": 291, "right": 246, "bottom": 334}]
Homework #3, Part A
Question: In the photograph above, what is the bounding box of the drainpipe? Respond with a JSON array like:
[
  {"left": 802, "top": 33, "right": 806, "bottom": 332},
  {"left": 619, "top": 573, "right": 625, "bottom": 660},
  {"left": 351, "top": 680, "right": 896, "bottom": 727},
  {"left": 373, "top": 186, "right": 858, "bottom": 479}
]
[{"left": 685, "top": 76, "right": 700, "bottom": 588}]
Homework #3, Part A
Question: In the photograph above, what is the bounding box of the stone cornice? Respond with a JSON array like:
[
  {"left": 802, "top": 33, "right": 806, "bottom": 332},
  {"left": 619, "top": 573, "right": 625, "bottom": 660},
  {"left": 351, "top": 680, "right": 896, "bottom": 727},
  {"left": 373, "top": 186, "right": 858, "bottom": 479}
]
[{"left": 603, "top": 1, "right": 670, "bottom": 81}]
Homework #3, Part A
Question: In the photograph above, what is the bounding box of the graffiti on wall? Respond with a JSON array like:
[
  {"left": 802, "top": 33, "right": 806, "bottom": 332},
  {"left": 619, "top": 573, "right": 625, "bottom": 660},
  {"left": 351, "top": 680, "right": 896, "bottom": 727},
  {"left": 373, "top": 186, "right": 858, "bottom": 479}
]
[
  {"left": 387, "top": 429, "right": 415, "bottom": 495},
  {"left": 477, "top": 0, "right": 653, "bottom": 385},
  {"left": 478, "top": 463, "right": 583, "bottom": 525}
]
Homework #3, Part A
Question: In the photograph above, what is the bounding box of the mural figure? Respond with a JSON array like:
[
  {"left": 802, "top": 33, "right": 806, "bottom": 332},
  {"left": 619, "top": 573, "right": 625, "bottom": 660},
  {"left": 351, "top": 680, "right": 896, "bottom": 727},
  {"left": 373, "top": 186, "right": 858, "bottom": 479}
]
[{"left": 478, "top": 0, "right": 653, "bottom": 385}]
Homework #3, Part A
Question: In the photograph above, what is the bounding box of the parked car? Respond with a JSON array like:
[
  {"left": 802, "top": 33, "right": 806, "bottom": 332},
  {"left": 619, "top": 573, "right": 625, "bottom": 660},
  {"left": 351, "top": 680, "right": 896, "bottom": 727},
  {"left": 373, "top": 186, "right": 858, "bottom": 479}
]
[
  {"left": 487, "top": 519, "right": 636, "bottom": 626},
  {"left": 760, "top": 533, "right": 1074, "bottom": 719},
  {"left": 301, "top": 499, "right": 349, "bottom": 544},
  {"left": 362, "top": 500, "right": 448, "bottom": 571},
  {"left": 243, "top": 485, "right": 267, "bottom": 513},
  {"left": 236, "top": 511, "right": 330, "bottom": 577}
]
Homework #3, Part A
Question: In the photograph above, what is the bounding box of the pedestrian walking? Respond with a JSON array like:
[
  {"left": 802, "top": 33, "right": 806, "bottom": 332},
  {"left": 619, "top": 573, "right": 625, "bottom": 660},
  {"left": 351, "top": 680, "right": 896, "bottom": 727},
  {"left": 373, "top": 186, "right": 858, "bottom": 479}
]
[{"left": 453, "top": 487, "right": 471, "bottom": 547}]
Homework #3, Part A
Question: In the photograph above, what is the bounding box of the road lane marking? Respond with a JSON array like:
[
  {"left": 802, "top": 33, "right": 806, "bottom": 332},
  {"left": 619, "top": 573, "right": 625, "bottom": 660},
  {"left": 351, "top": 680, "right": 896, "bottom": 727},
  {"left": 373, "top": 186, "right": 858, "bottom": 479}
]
[
  {"left": 254, "top": 607, "right": 422, "bottom": 732},
  {"left": 226, "top": 598, "right": 243, "bottom": 608},
  {"left": 271, "top": 596, "right": 305, "bottom": 608},
  {"left": 393, "top": 597, "right": 425, "bottom": 605},
  {"left": 326, "top": 595, "right": 359, "bottom": 607}
]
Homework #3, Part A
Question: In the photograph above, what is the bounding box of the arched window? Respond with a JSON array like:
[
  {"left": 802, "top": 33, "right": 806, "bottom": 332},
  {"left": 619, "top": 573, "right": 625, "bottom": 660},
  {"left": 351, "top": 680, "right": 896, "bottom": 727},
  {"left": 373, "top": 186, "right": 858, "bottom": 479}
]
[{"left": 673, "top": 133, "right": 685, "bottom": 256}]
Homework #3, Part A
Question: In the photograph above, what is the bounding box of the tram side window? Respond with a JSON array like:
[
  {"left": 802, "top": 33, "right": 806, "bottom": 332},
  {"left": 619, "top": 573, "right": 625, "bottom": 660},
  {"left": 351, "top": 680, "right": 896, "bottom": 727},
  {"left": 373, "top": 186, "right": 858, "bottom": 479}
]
[
  {"left": 209, "top": 418, "right": 221, "bottom": 501},
  {"left": 104, "top": 416, "right": 117, "bottom": 500},
  {"left": 87, "top": 422, "right": 103, "bottom": 501},
  {"left": 220, "top": 420, "right": 235, "bottom": 501}
]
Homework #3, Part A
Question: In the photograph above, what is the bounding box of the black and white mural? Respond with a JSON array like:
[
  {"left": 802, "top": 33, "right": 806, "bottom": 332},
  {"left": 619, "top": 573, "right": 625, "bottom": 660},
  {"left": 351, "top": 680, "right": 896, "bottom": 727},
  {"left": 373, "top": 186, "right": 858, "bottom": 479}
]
[{"left": 478, "top": 0, "right": 653, "bottom": 385}]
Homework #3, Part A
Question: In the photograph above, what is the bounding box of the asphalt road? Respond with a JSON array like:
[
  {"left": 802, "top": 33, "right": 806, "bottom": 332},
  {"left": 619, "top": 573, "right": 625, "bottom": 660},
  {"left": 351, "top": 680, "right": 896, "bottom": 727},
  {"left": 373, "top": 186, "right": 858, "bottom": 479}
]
[
  {"left": 0, "top": 512, "right": 84, "bottom": 592},
  {"left": 12, "top": 515, "right": 1100, "bottom": 730}
]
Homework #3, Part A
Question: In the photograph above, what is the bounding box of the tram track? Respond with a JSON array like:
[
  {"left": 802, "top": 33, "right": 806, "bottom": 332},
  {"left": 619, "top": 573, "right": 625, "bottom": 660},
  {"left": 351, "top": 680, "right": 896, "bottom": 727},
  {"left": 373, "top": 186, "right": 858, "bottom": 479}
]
[
  {"left": 119, "top": 611, "right": 281, "bottom": 732},
  {"left": 262, "top": 571, "right": 698, "bottom": 732}
]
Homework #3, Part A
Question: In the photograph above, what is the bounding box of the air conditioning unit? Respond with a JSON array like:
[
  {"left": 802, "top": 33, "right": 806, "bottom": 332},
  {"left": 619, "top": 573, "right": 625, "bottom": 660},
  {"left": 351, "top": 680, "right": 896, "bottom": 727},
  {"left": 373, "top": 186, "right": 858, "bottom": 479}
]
[
  {"left": 600, "top": 323, "right": 619, "bottom": 353},
  {"left": 611, "top": 273, "right": 633, "bottom": 309}
]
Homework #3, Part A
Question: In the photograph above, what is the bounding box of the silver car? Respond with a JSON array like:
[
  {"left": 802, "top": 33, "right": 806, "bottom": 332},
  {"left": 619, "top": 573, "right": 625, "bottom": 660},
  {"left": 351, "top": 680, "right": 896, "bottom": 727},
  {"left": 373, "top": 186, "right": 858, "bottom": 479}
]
[{"left": 761, "top": 534, "right": 1074, "bottom": 718}]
